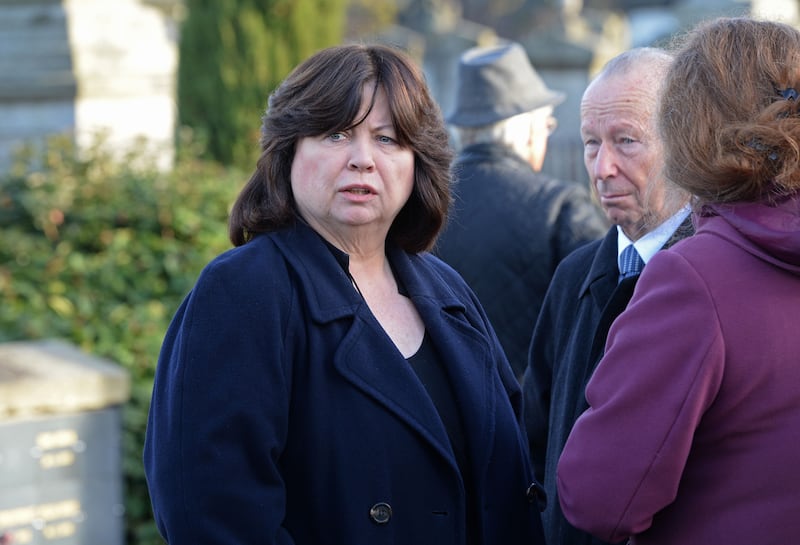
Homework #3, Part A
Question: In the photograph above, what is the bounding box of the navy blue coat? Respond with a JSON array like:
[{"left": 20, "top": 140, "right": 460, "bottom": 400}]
[
  {"left": 523, "top": 228, "right": 623, "bottom": 545},
  {"left": 523, "top": 219, "right": 693, "bottom": 545},
  {"left": 144, "top": 220, "right": 545, "bottom": 545}
]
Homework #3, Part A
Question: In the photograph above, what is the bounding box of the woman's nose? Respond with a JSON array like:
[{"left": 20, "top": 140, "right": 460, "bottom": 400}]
[{"left": 348, "top": 137, "right": 376, "bottom": 171}]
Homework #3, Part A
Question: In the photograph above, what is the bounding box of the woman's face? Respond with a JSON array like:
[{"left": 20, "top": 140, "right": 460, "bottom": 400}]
[{"left": 290, "top": 86, "right": 415, "bottom": 249}]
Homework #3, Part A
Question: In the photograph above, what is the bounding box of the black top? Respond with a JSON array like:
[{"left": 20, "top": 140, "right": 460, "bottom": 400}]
[{"left": 408, "top": 333, "right": 477, "bottom": 544}]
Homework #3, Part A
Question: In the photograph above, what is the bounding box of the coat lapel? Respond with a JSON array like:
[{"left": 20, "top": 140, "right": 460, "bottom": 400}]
[
  {"left": 273, "top": 223, "right": 494, "bottom": 472},
  {"left": 583, "top": 275, "right": 639, "bottom": 388},
  {"left": 579, "top": 229, "right": 619, "bottom": 311},
  {"left": 581, "top": 216, "right": 695, "bottom": 392},
  {"left": 393, "top": 248, "right": 498, "bottom": 478},
  {"left": 418, "top": 296, "right": 496, "bottom": 474},
  {"left": 331, "top": 311, "right": 458, "bottom": 462}
]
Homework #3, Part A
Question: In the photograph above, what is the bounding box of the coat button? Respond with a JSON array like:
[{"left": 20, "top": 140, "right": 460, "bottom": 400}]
[
  {"left": 369, "top": 502, "right": 392, "bottom": 524},
  {"left": 526, "top": 481, "right": 547, "bottom": 511}
]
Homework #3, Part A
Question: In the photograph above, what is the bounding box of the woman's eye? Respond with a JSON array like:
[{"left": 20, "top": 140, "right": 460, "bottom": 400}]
[
  {"left": 328, "top": 132, "right": 346, "bottom": 141},
  {"left": 377, "top": 135, "right": 396, "bottom": 144}
]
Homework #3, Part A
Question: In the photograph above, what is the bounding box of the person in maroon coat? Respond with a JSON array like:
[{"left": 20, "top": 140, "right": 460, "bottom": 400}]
[{"left": 558, "top": 17, "right": 800, "bottom": 544}]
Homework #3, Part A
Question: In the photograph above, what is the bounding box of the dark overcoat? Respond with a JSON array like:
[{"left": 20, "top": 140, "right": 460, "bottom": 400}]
[
  {"left": 144, "top": 220, "right": 545, "bottom": 545},
  {"left": 435, "top": 142, "right": 608, "bottom": 379},
  {"left": 523, "top": 220, "right": 693, "bottom": 545}
]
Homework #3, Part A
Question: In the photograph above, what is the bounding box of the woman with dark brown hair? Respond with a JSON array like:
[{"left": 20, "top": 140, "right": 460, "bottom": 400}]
[
  {"left": 144, "top": 43, "right": 546, "bottom": 545},
  {"left": 557, "top": 17, "right": 800, "bottom": 545}
]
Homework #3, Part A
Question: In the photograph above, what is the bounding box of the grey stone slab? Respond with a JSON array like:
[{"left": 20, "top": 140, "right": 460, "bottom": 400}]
[{"left": 0, "top": 340, "right": 130, "bottom": 419}]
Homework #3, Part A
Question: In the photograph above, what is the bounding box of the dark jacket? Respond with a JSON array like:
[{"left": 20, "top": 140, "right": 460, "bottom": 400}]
[
  {"left": 435, "top": 142, "right": 607, "bottom": 379},
  {"left": 523, "top": 218, "right": 693, "bottom": 545},
  {"left": 144, "top": 220, "right": 546, "bottom": 545}
]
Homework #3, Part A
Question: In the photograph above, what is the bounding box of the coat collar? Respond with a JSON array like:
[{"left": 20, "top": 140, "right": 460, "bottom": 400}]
[
  {"left": 270, "top": 220, "right": 467, "bottom": 323},
  {"left": 578, "top": 215, "right": 695, "bottom": 303},
  {"left": 457, "top": 141, "right": 528, "bottom": 168},
  {"left": 268, "top": 221, "right": 495, "bottom": 474}
]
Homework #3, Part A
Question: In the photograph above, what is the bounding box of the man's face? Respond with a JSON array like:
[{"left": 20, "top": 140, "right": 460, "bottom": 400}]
[{"left": 580, "top": 72, "right": 669, "bottom": 240}]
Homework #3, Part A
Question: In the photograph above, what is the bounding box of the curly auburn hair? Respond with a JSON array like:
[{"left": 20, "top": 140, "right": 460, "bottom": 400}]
[{"left": 660, "top": 17, "right": 800, "bottom": 204}]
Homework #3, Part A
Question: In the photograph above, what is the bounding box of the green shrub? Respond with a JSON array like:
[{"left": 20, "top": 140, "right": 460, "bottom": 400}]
[{"left": 0, "top": 132, "right": 246, "bottom": 545}]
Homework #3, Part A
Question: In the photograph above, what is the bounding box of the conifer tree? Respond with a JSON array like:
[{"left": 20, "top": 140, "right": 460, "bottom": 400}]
[{"left": 177, "top": 0, "right": 347, "bottom": 167}]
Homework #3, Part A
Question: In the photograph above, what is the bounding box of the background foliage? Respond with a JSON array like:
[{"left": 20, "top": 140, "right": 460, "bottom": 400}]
[
  {"left": 0, "top": 0, "right": 399, "bottom": 542},
  {"left": 0, "top": 133, "right": 246, "bottom": 544},
  {"left": 177, "top": 0, "right": 348, "bottom": 167}
]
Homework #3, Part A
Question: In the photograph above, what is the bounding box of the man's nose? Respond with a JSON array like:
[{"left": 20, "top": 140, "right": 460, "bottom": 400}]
[{"left": 592, "top": 143, "right": 618, "bottom": 181}]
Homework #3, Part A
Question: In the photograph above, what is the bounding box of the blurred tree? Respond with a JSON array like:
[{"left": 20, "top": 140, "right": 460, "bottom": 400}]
[
  {"left": 346, "top": 0, "right": 398, "bottom": 38},
  {"left": 177, "top": 0, "right": 348, "bottom": 168},
  {"left": 397, "top": 0, "right": 462, "bottom": 32}
]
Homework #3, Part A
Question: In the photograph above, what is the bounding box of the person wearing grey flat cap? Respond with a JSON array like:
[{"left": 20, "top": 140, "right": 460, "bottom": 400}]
[{"left": 436, "top": 41, "right": 607, "bottom": 382}]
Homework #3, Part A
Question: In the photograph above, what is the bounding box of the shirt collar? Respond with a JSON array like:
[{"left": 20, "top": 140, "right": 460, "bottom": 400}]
[{"left": 617, "top": 204, "right": 691, "bottom": 266}]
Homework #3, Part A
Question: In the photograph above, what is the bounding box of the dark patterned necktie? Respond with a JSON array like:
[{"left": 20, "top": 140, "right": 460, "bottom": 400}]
[{"left": 619, "top": 244, "right": 644, "bottom": 282}]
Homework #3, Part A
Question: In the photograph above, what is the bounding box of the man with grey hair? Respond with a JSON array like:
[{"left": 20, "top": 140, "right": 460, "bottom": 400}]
[
  {"left": 436, "top": 41, "right": 607, "bottom": 381},
  {"left": 523, "top": 47, "right": 694, "bottom": 545}
]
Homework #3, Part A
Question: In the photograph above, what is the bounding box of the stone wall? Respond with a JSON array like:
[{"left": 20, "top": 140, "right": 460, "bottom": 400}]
[
  {"left": 0, "top": 0, "right": 178, "bottom": 173},
  {"left": 2, "top": 0, "right": 797, "bottom": 177}
]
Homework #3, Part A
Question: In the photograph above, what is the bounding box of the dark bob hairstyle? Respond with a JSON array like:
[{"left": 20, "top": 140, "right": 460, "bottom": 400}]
[{"left": 229, "top": 43, "right": 454, "bottom": 253}]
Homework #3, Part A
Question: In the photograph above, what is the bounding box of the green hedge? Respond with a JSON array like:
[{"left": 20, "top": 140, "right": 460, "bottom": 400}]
[{"left": 0, "top": 132, "right": 246, "bottom": 545}]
